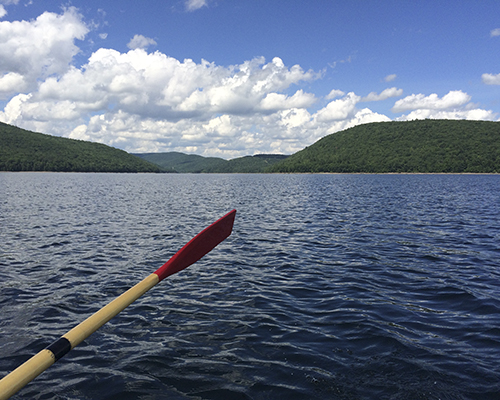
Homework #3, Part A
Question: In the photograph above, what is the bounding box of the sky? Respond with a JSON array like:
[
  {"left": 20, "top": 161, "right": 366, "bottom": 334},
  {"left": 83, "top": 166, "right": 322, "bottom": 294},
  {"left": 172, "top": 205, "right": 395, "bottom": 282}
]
[{"left": 0, "top": 1, "right": 499, "bottom": 158}]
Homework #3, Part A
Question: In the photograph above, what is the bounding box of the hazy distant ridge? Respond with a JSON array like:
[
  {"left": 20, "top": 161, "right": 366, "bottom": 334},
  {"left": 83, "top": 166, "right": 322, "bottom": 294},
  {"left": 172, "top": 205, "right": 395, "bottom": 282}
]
[
  {"left": 133, "top": 152, "right": 227, "bottom": 173},
  {"left": 135, "top": 152, "right": 289, "bottom": 173}
]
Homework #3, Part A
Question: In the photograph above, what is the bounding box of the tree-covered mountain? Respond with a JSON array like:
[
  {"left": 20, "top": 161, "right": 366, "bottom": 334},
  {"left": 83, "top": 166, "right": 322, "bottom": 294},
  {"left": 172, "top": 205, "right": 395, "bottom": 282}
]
[
  {"left": 134, "top": 152, "right": 226, "bottom": 173},
  {"left": 0, "top": 122, "right": 164, "bottom": 172},
  {"left": 136, "top": 152, "right": 288, "bottom": 173},
  {"left": 2, "top": 119, "right": 499, "bottom": 174},
  {"left": 204, "top": 154, "right": 289, "bottom": 173},
  {"left": 269, "top": 120, "right": 500, "bottom": 173}
]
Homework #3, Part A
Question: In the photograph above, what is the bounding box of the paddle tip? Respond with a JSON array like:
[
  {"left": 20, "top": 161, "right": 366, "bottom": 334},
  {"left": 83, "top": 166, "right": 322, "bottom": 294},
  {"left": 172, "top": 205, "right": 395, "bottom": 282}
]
[{"left": 154, "top": 209, "right": 236, "bottom": 281}]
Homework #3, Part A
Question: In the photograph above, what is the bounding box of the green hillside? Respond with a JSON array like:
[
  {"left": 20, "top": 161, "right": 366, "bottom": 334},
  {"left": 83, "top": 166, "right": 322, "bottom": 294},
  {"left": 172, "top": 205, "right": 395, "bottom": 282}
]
[
  {"left": 269, "top": 120, "right": 500, "bottom": 173},
  {"left": 3, "top": 119, "right": 499, "bottom": 174},
  {"left": 136, "top": 152, "right": 288, "bottom": 173},
  {"left": 135, "top": 152, "right": 226, "bottom": 173},
  {"left": 204, "top": 154, "right": 289, "bottom": 173},
  {"left": 0, "top": 122, "right": 164, "bottom": 172}
]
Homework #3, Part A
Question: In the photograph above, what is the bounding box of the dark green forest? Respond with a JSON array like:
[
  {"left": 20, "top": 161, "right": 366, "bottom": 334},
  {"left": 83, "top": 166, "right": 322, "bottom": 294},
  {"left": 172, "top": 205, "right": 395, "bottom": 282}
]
[
  {"left": 136, "top": 152, "right": 288, "bottom": 173},
  {"left": 134, "top": 152, "right": 227, "bottom": 173},
  {"left": 204, "top": 154, "right": 289, "bottom": 173},
  {"left": 269, "top": 120, "right": 500, "bottom": 173},
  {"left": 0, "top": 122, "right": 164, "bottom": 172},
  {"left": 2, "top": 119, "right": 499, "bottom": 173}
]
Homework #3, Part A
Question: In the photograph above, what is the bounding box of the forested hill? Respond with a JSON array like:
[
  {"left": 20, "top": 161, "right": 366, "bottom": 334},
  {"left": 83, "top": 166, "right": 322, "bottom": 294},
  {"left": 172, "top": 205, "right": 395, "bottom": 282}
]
[
  {"left": 134, "top": 152, "right": 226, "bottom": 173},
  {"left": 135, "top": 152, "right": 288, "bottom": 173},
  {"left": 204, "top": 154, "right": 289, "bottom": 173},
  {"left": 3, "top": 119, "right": 499, "bottom": 174},
  {"left": 0, "top": 122, "right": 164, "bottom": 172},
  {"left": 269, "top": 120, "right": 500, "bottom": 173}
]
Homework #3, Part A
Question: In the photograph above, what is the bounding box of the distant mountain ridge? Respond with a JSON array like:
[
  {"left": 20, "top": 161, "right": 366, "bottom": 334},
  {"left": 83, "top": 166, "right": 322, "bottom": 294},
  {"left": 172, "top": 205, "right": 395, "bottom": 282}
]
[
  {"left": 133, "top": 152, "right": 226, "bottom": 173},
  {"left": 2, "top": 119, "right": 499, "bottom": 173},
  {"left": 134, "top": 152, "right": 289, "bottom": 173}
]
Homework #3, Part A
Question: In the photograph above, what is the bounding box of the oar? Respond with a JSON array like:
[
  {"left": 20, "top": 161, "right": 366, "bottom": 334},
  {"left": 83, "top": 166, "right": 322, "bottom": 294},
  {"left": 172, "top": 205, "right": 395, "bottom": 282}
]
[{"left": 0, "top": 209, "right": 236, "bottom": 400}]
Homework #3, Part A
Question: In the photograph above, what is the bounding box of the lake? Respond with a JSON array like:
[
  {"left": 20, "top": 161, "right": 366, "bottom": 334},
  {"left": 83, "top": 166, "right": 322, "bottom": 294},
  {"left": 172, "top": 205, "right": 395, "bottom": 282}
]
[{"left": 1, "top": 172, "right": 499, "bottom": 399}]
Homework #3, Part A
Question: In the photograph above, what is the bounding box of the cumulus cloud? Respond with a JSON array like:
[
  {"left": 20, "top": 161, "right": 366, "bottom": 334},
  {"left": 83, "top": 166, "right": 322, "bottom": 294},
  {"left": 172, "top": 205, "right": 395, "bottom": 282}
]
[
  {"left": 490, "top": 28, "right": 500, "bottom": 37},
  {"left": 361, "top": 87, "right": 403, "bottom": 102},
  {"left": 0, "top": 8, "right": 497, "bottom": 158},
  {"left": 482, "top": 73, "right": 500, "bottom": 85},
  {"left": 185, "top": 0, "right": 207, "bottom": 12},
  {"left": 0, "top": 5, "right": 6, "bottom": 18},
  {"left": 127, "top": 34, "right": 157, "bottom": 50},
  {"left": 325, "top": 89, "right": 345, "bottom": 100},
  {"left": 0, "top": 7, "right": 88, "bottom": 93},
  {"left": 259, "top": 90, "right": 317, "bottom": 111},
  {"left": 0, "top": 43, "right": 323, "bottom": 157},
  {"left": 315, "top": 92, "right": 361, "bottom": 122},
  {"left": 0, "top": 72, "right": 25, "bottom": 97},
  {"left": 391, "top": 90, "right": 497, "bottom": 122},
  {"left": 397, "top": 108, "right": 497, "bottom": 121},
  {"left": 391, "top": 90, "right": 471, "bottom": 113},
  {"left": 384, "top": 74, "right": 397, "bottom": 82}
]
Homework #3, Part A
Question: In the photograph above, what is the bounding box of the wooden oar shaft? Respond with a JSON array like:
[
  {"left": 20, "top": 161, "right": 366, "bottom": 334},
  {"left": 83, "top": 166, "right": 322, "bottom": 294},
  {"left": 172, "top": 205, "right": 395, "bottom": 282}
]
[
  {"left": 0, "top": 273, "right": 159, "bottom": 400},
  {"left": 64, "top": 273, "right": 159, "bottom": 348},
  {"left": 0, "top": 350, "right": 56, "bottom": 400},
  {"left": 0, "top": 209, "right": 236, "bottom": 400}
]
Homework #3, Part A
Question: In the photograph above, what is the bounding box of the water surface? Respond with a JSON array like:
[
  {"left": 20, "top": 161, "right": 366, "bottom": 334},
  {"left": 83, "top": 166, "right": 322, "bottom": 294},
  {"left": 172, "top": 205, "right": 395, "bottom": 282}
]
[{"left": 1, "top": 173, "right": 499, "bottom": 399}]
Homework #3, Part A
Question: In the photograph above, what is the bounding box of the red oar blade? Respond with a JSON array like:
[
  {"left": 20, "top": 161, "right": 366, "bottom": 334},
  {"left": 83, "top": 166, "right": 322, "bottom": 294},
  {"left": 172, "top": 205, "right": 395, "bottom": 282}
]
[{"left": 153, "top": 209, "right": 236, "bottom": 281}]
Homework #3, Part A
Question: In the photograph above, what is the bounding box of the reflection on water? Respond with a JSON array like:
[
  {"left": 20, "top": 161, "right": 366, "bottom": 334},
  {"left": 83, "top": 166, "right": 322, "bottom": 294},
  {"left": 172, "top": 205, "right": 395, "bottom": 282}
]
[{"left": 1, "top": 173, "right": 500, "bottom": 399}]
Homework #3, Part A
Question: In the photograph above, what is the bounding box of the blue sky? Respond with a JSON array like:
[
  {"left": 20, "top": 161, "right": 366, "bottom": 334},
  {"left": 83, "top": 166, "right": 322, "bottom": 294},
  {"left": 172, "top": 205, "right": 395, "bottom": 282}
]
[{"left": 1, "top": 0, "right": 499, "bottom": 158}]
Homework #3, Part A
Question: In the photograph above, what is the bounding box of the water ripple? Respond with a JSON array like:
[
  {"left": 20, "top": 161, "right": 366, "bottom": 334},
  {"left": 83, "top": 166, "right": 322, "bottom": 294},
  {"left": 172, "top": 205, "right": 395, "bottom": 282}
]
[{"left": 1, "top": 173, "right": 500, "bottom": 399}]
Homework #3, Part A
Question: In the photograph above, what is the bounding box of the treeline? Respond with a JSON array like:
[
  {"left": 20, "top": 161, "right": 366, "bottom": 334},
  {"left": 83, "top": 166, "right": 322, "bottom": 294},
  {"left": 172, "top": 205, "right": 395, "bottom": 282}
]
[
  {"left": 204, "top": 154, "right": 289, "bottom": 173},
  {"left": 0, "top": 122, "right": 164, "bottom": 173},
  {"left": 136, "top": 152, "right": 288, "bottom": 173},
  {"left": 134, "top": 152, "right": 226, "bottom": 173},
  {"left": 3, "top": 119, "right": 499, "bottom": 174},
  {"left": 269, "top": 120, "right": 500, "bottom": 173}
]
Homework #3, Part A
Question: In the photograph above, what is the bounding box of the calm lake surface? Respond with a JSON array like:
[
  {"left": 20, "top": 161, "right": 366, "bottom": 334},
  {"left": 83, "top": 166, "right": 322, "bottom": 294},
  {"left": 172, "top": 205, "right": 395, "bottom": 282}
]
[{"left": 1, "top": 173, "right": 499, "bottom": 399}]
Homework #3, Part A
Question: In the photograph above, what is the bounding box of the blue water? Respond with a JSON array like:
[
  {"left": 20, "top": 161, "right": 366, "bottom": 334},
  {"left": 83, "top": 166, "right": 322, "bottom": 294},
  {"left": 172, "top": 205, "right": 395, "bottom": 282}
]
[{"left": 1, "top": 173, "right": 499, "bottom": 399}]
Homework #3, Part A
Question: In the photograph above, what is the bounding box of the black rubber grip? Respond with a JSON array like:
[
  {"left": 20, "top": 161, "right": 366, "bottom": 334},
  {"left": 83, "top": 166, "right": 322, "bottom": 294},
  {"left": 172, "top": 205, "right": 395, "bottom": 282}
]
[{"left": 46, "top": 337, "right": 72, "bottom": 361}]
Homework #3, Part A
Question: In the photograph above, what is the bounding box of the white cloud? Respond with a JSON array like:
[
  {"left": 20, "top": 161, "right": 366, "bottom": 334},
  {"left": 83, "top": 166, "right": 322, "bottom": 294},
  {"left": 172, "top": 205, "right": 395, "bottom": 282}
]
[
  {"left": 0, "top": 44, "right": 322, "bottom": 157},
  {"left": 482, "top": 73, "right": 500, "bottom": 85},
  {"left": 127, "top": 34, "right": 157, "bottom": 50},
  {"left": 0, "top": 7, "right": 88, "bottom": 92},
  {"left": 361, "top": 87, "right": 403, "bottom": 102},
  {"left": 490, "top": 28, "right": 500, "bottom": 37},
  {"left": 314, "top": 108, "right": 391, "bottom": 139},
  {"left": 325, "top": 89, "right": 345, "bottom": 100},
  {"left": 185, "top": 0, "right": 207, "bottom": 12},
  {"left": 0, "top": 8, "right": 497, "bottom": 158},
  {"left": 259, "top": 90, "right": 317, "bottom": 111},
  {"left": 315, "top": 92, "right": 361, "bottom": 122},
  {"left": 391, "top": 90, "right": 471, "bottom": 113},
  {"left": 397, "top": 108, "right": 497, "bottom": 121},
  {"left": 391, "top": 90, "right": 497, "bottom": 121},
  {"left": 389, "top": 90, "right": 497, "bottom": 123},
  {"left": 203, "top": 115, "right": 236, "bottom": 137},
  {"left": 0, "top": 72, "right": 25, "bottom": 97},
  {"left": 384, "top": 74, "right": 397, "bottom": 82},
  {"left": 0, "top": 93, "right": 31, "bottom": 122},
  {"left": 0, "top": 5, "right": 7, "bottom": 18}
]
